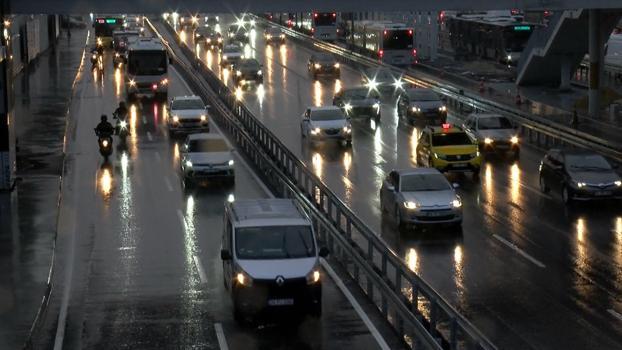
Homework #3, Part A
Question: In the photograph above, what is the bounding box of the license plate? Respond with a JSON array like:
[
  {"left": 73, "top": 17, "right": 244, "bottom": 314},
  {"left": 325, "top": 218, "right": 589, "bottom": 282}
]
[
  {"left": 595, "top": 191, "right": 611, "bottom": 196},
  {"left": 452, "top": 163, "right": 468, "bottom": 168},
  {"left": 427, "top": 211, "right": 448, "bottom": 217},
  {"left": 268, "top": 298, "right": 294, "bottom": 306}
]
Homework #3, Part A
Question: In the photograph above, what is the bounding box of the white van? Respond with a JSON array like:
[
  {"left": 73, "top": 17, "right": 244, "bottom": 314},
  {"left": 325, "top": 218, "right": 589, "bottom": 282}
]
[{"left": 220, "top": 199, "right": 329, "bottom": 322}]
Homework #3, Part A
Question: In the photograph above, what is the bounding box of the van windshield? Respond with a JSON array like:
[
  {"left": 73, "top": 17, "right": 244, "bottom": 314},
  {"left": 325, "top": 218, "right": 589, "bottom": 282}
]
[{"left": 235, "top": 225, "right": 316, "bottom": 259}]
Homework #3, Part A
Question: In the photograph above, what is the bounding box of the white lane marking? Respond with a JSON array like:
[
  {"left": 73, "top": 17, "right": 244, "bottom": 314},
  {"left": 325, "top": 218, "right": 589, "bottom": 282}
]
[
  {"left": 193, "top": 255, "right": 208, "bottom": 285},
  {"left": 214, "top": 323, "right": 229, "bottom": 350},
  {"left": 154, "top": 151, "right": 162, "bottom": 162},
  {"left": 142, "top": 115, "right": 147, "bottom": 124},
  {"left": 164, "top": 176, "right": 174, "bottom": 192},
  {"left": 177, "top": 209, "right": 187, "bottom": 229},
  {"left": 320, "top": 259, "right": 391, "bottom": 350},
  {"left": 147, "top": 131, "right": 153, "bottom": 141},
  {"left": 608, "top": 309, "right": 622, "bottom": 322},
  {"left": 493, "top": 234, "right": 546, "bottom": 268},
  {"left": 172, "top": 67, "right": 274, "bottom": 198}
]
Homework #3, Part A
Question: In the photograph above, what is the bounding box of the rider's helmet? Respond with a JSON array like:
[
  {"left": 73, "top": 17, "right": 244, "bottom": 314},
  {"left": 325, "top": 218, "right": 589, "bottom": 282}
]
[{"left": 101, "top": 114, "right": 107, "bottom": 122}]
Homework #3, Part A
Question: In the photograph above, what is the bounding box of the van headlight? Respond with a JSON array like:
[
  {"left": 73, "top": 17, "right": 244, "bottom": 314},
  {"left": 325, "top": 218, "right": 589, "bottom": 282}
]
[
  {"left": 403, "top": 201, "right": 417, "bottom": 210},
  {"left": 236, "top": 270, "right": 253, "bottom": 287},
  {"left": 306, "top": 269, "right": 321, "bottom": 284},
  {"left": 434, "top": 152, "right": 447, "bottom": 160}
]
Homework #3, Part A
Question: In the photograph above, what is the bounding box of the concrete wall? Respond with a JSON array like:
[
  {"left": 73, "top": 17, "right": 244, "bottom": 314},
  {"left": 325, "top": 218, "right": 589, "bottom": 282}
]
[{"left": 8, "top": 15, "right": 60, "bottom": 76}]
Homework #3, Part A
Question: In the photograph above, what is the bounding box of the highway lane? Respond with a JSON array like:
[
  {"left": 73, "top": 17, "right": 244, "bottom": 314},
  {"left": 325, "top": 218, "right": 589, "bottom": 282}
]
[
  {"left": 51, "top": 42, "right": 403, "bottom": 349},
  {"left": 174, "top": 16, "right": 622, "bottom": 349}
]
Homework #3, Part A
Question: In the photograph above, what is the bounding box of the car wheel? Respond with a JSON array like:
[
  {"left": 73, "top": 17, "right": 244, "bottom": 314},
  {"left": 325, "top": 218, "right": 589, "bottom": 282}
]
[
  {"left": 539, "top": 176, "right": 549, "bottom": 193},
  {"left": 562, "top": 186, "right": 573, "bottom": 205}
]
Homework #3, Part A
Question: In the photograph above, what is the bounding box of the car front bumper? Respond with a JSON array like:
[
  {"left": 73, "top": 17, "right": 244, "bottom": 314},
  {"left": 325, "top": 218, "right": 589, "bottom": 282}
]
[
  {"left": 400, "top": 207, "right": 463, "bottom": 225},
  {"left": 568, "top": 186, "right": 622, "bottom": 201},
  {"left": 233, "top": 278, "right": 321, "bottom": 316},
  {"left": 407, "top": 110, "right": 447, "bottom": 124},
  {"left": 432, "top": 156, "right": 482, "bottom": 173},
  {"left": 185, "top": 166, "right": 234, "bottom": 180},
  {"left": 309, "top": 129, "right": 352, "bottom": 141}
]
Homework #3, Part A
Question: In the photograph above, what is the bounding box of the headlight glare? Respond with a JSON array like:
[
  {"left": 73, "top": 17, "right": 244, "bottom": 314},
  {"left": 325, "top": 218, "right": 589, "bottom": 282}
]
[{"left": 403, "top": 201, "right": 417, "bottom": 210}]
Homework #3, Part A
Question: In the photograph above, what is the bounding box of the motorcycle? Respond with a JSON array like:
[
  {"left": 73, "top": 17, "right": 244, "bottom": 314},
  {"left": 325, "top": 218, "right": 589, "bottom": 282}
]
[
  {"left": 115, "top": 116, "right": 129, "bottom": 143},
  {"left": 96, "top": 133, "right": 113, "bottom": 160},
  {"left": 91, "top": 49, "right": 104, "bottom": 72}
]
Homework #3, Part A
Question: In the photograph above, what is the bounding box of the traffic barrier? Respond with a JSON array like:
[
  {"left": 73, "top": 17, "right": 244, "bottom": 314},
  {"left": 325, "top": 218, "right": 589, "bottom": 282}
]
[{"left": 148, "top": 18, "right": 497, "bottom": 350}]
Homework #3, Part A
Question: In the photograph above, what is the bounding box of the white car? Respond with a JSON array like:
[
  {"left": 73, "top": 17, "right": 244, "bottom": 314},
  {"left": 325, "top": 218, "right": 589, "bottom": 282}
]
[
  {"left": 167, "top": 96, "right": 209, "bottom": 136},
  {"left": 462, "top": 113, "right": 520, "bottom": 159},
  {"left": 221, "top": 44, "right": 243, "bottom": 68},
  {"left": 301, "top": 106, "right": 352, "bottom": 146},
  {"left": 380, "top": 168, "right": 463, "bottom": 229},
  {"left": 180, "top": 133, "right": 235, "bottom": 188}
]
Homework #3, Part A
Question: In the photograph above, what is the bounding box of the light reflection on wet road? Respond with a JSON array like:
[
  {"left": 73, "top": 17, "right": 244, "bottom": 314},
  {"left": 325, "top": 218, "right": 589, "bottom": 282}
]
[{"left": 178, "top": 15, "right": 622, "bottom": 349}]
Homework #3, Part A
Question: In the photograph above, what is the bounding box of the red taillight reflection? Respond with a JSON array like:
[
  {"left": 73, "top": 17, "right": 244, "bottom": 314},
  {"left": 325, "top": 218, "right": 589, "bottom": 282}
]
[
  {"left": 408, "top": 29, "right": 413, "bottom": 35},
  {"left": 152, "top": 84, "right": 157, "bottom": 90},
  {"left": 442, "top": 123, "right": 451, "bottom": 129},
  {"left": 314, "top": 13, "right": 318, "bottom": 18},
  {"left": 412, "top": 49, "right": 417, "bottom": 56},
  {"left": 333, "top": 13, "right": 336, "bottom": 17},
  {"left": 379, "top": 49, "right": 384, "bottom": 58},
  {"left": 383, "top": 30, "right": 387, "bottom": 35}
]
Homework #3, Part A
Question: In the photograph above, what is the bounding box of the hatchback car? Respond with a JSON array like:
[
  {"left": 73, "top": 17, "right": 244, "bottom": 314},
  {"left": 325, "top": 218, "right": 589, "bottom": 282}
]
[
  {"left": 301, "top": 106, "right": 352, "bottom": 146},
  {"left": 397, "top": 88, "right": 447, "bottom": 125},
  {"left": 308, "top": 53, "right": 340, "bottom": 79},
  {"left": 221, "top": 199, "right": 329, "bottom": 322},
  {"left": 195, "top": 27, "right": 222, "bottom": 50},
  {"left": 416, "top": 124, "right": 481, "bottom": 179},
  {"left": 221, "top": 44, "right": 243, "bottom": 68},
  {"left": 234, "top": 58, "right": 263, "bottom": 86},
  {"left": 333, "top": 86, "right": 381, "bottom": 121},
  {"left": 265, "top": 27, "right": 285, "bottom": 44},
  {"left": 539, "top": 149, "right": 622, "bottom": 204},
  {"left": 463, "top": 113, "right": 520, "bottom": 159},
  {"left": 167, "top": 96, "right": 209, "bottom": 136},
  {"left": 380, "top": 168, "right": 462, "bottom": 229},
  {"left": 180, "top": 133, "right": 235, "bottom": 188}
]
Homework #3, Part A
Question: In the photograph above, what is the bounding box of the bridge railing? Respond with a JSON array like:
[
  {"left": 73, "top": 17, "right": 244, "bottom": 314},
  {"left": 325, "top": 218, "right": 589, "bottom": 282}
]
[{"left": 148, "top": 17, "right": 497, "bottom": 350}]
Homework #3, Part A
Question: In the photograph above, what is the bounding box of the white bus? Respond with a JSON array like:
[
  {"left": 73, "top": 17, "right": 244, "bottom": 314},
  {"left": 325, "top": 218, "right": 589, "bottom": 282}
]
[
  {"left": 125, "top": 38, "right": 169, "bottom": 101},
  {"left": 352, "top": 22, "right": 416, "bottom": 66},
  {"left": 312, "top": 12, "right": 338, "bottom": 41}
]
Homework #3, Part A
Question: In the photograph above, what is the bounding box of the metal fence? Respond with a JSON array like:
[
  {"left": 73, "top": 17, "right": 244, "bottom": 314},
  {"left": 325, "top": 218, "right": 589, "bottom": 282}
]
[
  {"left": 258, "top": 16, "right": 622, "bottom": 163},
  {"left": 148, "top": 18, "right": 496, "bottom": 350}
]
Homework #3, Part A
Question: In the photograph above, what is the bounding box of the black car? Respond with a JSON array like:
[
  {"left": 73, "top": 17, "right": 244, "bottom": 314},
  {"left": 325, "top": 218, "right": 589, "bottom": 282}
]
[
  {"left": 308, "top": 53, "right": 340, "bottom": 79},
  {"left": 539, "top": 149, "right": 622, "bottom": 204},
  {"left": 333, "top": 86, "right": 381, "bottom": 121},
  {"left": 233, "top": 58, "right": 263, "bottom": 86},
  {"left": 397, "top": 88, "right": 447, "bottom": 126}
]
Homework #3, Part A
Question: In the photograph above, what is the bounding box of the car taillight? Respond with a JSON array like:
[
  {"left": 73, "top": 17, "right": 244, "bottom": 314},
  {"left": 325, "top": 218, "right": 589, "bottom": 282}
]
[
  {"left": 152, "top": 84, "right": 157, "bottom": 90},
  {"left": 379, "top": 49, "right": 384, "bottom": 58},
  {"left": 311, "top": 27, "right": 315, "bottom": 33},
  {"left": 412, "top": 49, "right": 417, "bottom": 56}
]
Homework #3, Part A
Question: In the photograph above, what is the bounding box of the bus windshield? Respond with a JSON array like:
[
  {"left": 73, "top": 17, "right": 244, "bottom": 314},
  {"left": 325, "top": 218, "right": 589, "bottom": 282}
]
[
  {"left": 313, "top": 13, "right": 336, "bottom": 26},
  {"left": 128, "top": 51, "right": 167, "bottom": 76},
  {"left": 384, "top": 30, "right": 413, "bottom": 50}
]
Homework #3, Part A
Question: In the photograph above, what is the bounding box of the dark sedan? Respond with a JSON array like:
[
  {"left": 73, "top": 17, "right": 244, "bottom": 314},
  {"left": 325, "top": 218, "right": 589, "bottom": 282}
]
[{"left": 539, "top": 149, "right": 622, "bottom": 204}]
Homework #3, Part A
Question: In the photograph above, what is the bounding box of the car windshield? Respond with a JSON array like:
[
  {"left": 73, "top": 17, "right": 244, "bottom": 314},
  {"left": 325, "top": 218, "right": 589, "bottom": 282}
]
[
  {"left": 565, "top": 154, "right": 612, "bottom": 171},
  {"left": 235, "top": 225, "right": 316, "bottom": 259},
  {"left": 478, "top": 116, "right": 514, "bottom": 130},
  {"left": 315, "top": 54, "right": 335, "bottom": 64},
  {"left": 366, "top": 68, "right": 394, "bottom": 82},
  {"left": 344, "top": 88, "right": 377, "bottom": 100},
  {"left": 407, "top": 89, "right": 439, "bottom": 101},
  {"left": 172, "top": 99, "right": 203, "bottom": 110},
  {"left": 187, "top": 139, "right": 228, "bottom": 153},
  {"left": 239, "top": 60, "right": 260, "bottom": 70},
  {"left": 432, "top": 132, "right": 473, "bottom": 146},
  {"left": 267, "top": 28, "right": 281, "bottom": 35},
  {"left": 311, "top": 109, "right": 345, "bottom": 121},
  {"left": 224, "top": 46, "right": 240, "bottom": 54},
  {"left": 400, "top": 174, "right": 451, "bottom": 192}
]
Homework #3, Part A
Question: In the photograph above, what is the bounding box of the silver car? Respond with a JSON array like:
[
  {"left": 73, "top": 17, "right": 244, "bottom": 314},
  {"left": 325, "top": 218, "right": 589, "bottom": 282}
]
[
  {"left": 462, "top": 113, "right": 520, "bottom": 159},
  {"left": 301, "top": 106, "right": 352, "bottom": 146},
  {"left": 380, "top": 168, "right": 463, "bottom": 229},
  {"left": 180, "top": 133, "right": 235, "bottom": 189}
]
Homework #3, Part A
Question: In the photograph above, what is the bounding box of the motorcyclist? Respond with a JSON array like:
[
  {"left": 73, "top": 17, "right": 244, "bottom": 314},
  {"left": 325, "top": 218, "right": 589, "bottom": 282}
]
[
  {"left": 113, "top": 101, "right": 128, "bottom": 121},
  {"left": 95, "top": 115, "right": 115, "bottom": 138}
]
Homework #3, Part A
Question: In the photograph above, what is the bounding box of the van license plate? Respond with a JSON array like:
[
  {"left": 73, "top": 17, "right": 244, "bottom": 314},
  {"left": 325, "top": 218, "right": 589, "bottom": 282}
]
[
  {"left": 268, "top": 298, "right": 294, "bottom": 306},
  {"left": 595, "top": 191, "right": 611, "bottom": 196}
]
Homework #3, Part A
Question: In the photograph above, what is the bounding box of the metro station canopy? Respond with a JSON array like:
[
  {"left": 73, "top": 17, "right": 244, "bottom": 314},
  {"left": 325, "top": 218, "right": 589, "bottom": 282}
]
[{"left": 11, "top": 0, "right": 622, "bottom": 13}]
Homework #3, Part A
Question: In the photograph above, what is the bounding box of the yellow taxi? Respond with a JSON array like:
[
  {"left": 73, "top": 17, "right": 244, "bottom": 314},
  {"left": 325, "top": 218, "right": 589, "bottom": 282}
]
[{"left": 415, "top": 124, "right": 482, "bottom": 179}]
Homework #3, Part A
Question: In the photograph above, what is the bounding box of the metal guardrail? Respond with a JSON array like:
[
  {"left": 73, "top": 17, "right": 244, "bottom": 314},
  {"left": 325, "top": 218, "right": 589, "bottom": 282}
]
[
  {"left": 148, "top": 18, "right": 496, "bottom": 350},
  {"left": 260, "top": 16, "right": 622, "bottom": 163}
]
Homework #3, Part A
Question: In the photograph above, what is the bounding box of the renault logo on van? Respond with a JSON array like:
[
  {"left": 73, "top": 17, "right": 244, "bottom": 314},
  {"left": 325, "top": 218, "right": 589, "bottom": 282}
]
[{"left": 275, "top": 275, "right": 285, "bottom": 286}]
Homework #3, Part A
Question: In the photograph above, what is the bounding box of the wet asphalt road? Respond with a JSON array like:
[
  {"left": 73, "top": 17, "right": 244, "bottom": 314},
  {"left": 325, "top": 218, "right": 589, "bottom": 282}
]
[
  {"left": 48, "top": 36, "right": 403, "bottom": 349},
  {"left": 168, "top": 16, "right": 622, "bottom": 349}
]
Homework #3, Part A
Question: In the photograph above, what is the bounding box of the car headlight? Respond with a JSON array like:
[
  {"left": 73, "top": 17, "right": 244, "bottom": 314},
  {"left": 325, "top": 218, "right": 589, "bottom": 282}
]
[
  {"left": 439, "top": 106, "right": 447, "bottom": 112},
  {"left": 257, "top": 70, "right": 262, "bottom": 75},
  {"left": 92, "top": 54, "right": 97, "bottom": 59},
  {"left": 403, "top": 201, "right": 418, "bottom": 210},
  {"left": 484, "top": 137, "right": 493, "bottom": 144},
  {"left": 306, "top": 269, "right": 321, "bottom": 284},
  {"left": 200, "top": 115, "right": 207, "bottom": 122},
  {"left": 411, "top": 106, "right": 420, "bottom": 112},
  {"left": 172, "top": 116, "right": 180, "bottom": 123},
  {"left": 334, "top": 63, "right": 340, "bottom": 68},
  {"left": 266, "top": 34, "right": 272, "bottom": 39},
  {"left": 615, "top": 180, "right": 621, "bottom": 187},
  {"left": 129, "top": 79, "right": 136, "bottom": 87},
  {"left": 228, "top": 159, "right": 235, "bottom": 166},
  {"left": 280, "top": 34, "right": 285, "bottom": 39},
  {"left": 434, "top": 152, "right": 447, "bottom": 160},
  {"left": 223, "top": 55, "right": 228, "bottom": 60},
  {"left": 236, "top": 271, "right": 252, "bottom": 287},
  {"left": 576, "top": 181, "right": 586, "bottom": 188},
  {"left": 507, "top": 55, "right": 512, "bottom": 62},
  {"left": 510, "top": 136, "right": 519, "bottom": 144},
  {"left": 343, "top": 125, "right": 352, "bottom": 133},
  {"left": 314, "top": 63, "right": 321, "bottom": 69},
  {"left": 311, "top": 127, "right": 321, "bottom": 135},
  {"left": 236, "top": 70, "right": 242, "bottom": 76},
  {"left": 115, "top": 52, "right": 120, "bottom": 58},
  {"left": 160, "top": 78, "right": 168, "bottom": 85},
  {"left": 217, "top": 37, "right": 223, "bottom": 43},
  {"left": 344, "top": 103, "right": 352, "bottom": 111},
  {"left": 185, "top": 160, "right": 193, "bottom": 168},
  {"left": 452, "top": 198, "right": 462, "bottom": 208}
]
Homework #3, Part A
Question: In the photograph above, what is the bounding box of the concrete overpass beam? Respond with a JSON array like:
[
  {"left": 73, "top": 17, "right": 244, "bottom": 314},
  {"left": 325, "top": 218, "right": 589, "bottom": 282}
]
[{"left": 588, "top": 9, "right": 606, "bottom": 118}]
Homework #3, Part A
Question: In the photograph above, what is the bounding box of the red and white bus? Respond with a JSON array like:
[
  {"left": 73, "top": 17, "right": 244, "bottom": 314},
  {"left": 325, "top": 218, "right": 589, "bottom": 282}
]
[{"left": 312, "top": 12, "right": 338, "bottom": 41}]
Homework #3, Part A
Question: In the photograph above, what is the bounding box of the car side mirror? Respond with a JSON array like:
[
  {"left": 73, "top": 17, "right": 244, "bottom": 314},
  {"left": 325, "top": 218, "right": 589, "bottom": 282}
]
[
  {"left": 220, "top": 249, "right": 232, "bottom": 260},
  {"left": 452, "top": 183, "right": 460, "bottom": 189},
  {"left": 318, "top": 246, "right": 329, "bottom": 258}
]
